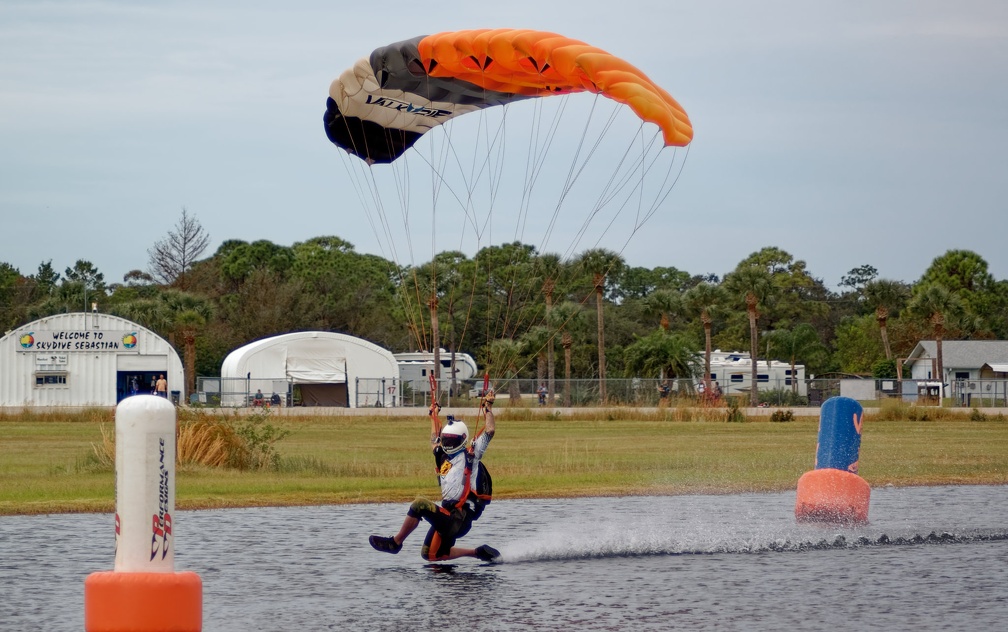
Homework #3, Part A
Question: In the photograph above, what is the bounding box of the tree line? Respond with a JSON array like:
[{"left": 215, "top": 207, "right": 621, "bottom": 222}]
[{"left": 3, "top": 209, "right": 1007, "bottom": 404}]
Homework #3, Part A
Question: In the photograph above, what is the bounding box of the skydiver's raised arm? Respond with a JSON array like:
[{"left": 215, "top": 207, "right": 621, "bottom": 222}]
[
  {"left": 429, "top": 401, "right": 442, "bottom": 448},
  {"left": 481, "top": 389, "right": 496, "bottom": 438}
]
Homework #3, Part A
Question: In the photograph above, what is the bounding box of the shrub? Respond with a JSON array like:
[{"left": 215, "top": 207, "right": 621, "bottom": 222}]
[
  {"left": 770, "top": 409, "right": 795, "bottom": 422},
  {"left": 872, "top": 358, "right": 898, "bottom": 379},
  {"left": 231, "top": 408, "right": 291, "bottom": 470},
  {"left": 758, "top": 388, "right": 809, "bottom": 407},
  {"left": 89, "top": 409, "right": 291, "bottom": 471},
  {"left": 726, "top": 398, "right": 746, "bottom": 423}
]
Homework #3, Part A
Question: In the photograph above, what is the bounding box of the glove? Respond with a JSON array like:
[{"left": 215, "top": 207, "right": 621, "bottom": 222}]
[
  {"left": 483, "top": 389, "right": 495, "bottom": 409},
  {"left": 429, "top": 402, "right": 442, "bottom": 416}
]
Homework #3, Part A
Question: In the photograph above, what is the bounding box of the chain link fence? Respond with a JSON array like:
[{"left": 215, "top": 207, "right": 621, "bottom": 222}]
[{"left": 193, "top": 375, "right": 1008, "bottom": 409}]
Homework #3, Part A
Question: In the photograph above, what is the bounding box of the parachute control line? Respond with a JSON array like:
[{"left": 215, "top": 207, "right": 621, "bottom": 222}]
[
  {"left": 84, "top": 395, "right": 202, "bottom": 632},
  {"left": 795, "top": 396, "right": 871, "bottom": 525}
]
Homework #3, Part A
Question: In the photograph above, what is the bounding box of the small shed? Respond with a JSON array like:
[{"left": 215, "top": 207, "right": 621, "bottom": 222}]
[
  {"left": 219, "top": 331, "right": 399, "bottom": 407},
  {"left": 0, "top": 312, "right": 184, "bottom": 407}
]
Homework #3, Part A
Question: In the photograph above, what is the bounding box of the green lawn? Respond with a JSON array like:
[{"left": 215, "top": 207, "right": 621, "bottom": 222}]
[{"left": 1, "top": 407, "right": 1006, "bottom": 515}]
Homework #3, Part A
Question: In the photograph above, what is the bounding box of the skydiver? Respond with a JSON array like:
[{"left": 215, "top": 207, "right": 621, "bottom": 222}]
[{"left": 369, "top": 390, "right": 500, "bottom": 563}]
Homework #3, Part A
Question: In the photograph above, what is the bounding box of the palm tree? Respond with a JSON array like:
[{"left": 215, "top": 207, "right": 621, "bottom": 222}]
[
  {"left": 766, "top": 323, "right": 826, "bottom": 396},
  {"left": 163, "top": 291, "right": 213, "bottom": 400},
  {"left": 577, "top": 248, "right": 624, "bottom": 403},
  {"left": 538, "top": 253, "right": 563, "bottom": 405},
  {"left": 863, "top": 279, "right": 910, "bottom": 360},
  {"left": 685, "top": 282, "right": 730, "bottom": 392},
  {"left": 725, "top": 265, "right": 775, "bottom": 407},
  {"left": 114, "top": 290, "right": 212, "bottom": 399},
  {"left": 623, "top": 330, "right": 701, "bottom": 390},
  {"left": 549, "top": 301, "right": 583, "bottom": 406},
  {"left": 175, "top": 309, "right": 207, "bottom": 399},
  {"left": 520, "top": 325, "right": 552, "bottom": 395},
  {"left": 488, "top": 338, "right": 523, "bottom": 404},
  {"left": 908, "top": 283, "right": 965, "bottom": 386},
  {"left": 644, "top": 289, "right": 684, "bottom": 332}
]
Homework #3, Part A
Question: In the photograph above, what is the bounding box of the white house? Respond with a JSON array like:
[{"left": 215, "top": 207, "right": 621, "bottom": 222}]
[
  {"left": 0, "top": 312, "right": 184, "bottom": 407},
  {"left": 219, "top": 331, "right": 399, "bottom": 407},
  {"left": 903, "top": 340, "right": 1008, "bottom": 404},
  {"left": 904, "top": 340, "right": 1008, "bottom": 382}
]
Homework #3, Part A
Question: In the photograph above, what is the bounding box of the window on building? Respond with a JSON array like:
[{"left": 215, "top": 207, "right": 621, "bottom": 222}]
[
  {"left": 730, "top": 374, "right": 744, "bottom": 383},
  {"left": 955, "top": 371, "right": 970, "bottom": 380},
  {"left": 35, "top": 373, "right": 68, "bottom": 387},
  {"left": 757, "top": 374, "right": 769, "bottom": 383}
]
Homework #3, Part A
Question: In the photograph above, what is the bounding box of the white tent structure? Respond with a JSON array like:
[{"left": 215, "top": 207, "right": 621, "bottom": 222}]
[
  {"left": 0, "top": 312, "right": 184, "bottom": 407},
  {"left": 219, "top": 331, "right": 399, "bottom": 407}
]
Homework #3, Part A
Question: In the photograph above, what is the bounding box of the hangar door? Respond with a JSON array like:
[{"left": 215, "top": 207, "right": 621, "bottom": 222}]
[{"left": 287, "top": 355, "right": 347, "bottom": 407}]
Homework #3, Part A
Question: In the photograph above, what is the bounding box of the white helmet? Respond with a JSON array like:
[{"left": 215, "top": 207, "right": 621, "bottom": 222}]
[{"left": 440, "top": 418, "right": 469, "bottom": 455}]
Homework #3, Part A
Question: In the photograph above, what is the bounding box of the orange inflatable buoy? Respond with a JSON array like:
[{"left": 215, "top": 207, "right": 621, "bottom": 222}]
[
  {"left": 85, "top": 571, "right": 202, "bottom": 632},
  {"left": 84, "top": 397, "right": 203, "bottom": 631},
  {"left": 795, "top": 396, "right": 871, "bottom": 525},
  {"left": 795, "top": 468, "right": 871, "bottom": 525}
]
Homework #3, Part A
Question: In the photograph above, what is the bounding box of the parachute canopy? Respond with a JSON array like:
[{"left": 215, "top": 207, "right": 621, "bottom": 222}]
[{"left": 324, "top": 28, "right": 693, "bottom": 164}]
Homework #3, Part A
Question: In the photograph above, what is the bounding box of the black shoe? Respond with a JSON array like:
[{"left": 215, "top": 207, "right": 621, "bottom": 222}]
[
  {"left": 369, "top": 535, "right": 402, "bottom": 554},
  {"left": 475, "top": 544, "right": 500, "bottom": 563}
]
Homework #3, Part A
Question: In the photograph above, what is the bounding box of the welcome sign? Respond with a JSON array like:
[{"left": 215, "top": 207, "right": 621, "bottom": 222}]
[{"left": 17, "top": 329, "right": 140, "bottom": 353}]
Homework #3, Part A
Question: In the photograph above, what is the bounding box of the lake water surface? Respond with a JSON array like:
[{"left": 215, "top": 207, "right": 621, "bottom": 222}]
[{"left": 2, "top": 485, "right": 1006, "bottom": 631}]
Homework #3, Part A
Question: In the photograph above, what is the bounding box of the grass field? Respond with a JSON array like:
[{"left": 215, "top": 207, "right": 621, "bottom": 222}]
[{"left": 1, "top": 405, "right": 1006, "bottom": 515}]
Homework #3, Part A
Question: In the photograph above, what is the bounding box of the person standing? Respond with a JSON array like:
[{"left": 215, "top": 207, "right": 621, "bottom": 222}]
[{"left": 155, "top": 375, "right": 168, "bottom": 397}]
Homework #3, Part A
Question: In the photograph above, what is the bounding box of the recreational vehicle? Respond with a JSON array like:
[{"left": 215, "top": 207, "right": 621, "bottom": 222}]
[
  {"left": 394, "top": 349, "right": 479, "bottom": 393},
  {"left": 702, "top": 350, "right": 807, "bottom": 397}
]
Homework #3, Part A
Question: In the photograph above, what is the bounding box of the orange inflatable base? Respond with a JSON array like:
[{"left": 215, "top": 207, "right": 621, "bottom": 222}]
[
  {"left": 795, "top": 468, "right": 871, "bottom": 525},
  {"left": 84, "top": 570, "right": 202, "bottom": 632}
]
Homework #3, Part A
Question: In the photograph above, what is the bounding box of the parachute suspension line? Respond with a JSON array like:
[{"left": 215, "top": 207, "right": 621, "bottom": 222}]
[
  {"left": 487, "top": 97, "right": 576, "bottom": 381},
  {"left": 637, "top": 142, "right": 692, "bottom": 228},
  {"left": 485, "top": 96, "right": 571, "bottom": 367},
  {"left": 591, "top": 133, "right": 692, "bottom": 265},
  {"left": 336, "top": 152, "right": 387, "bottom": 259},
  {"left": 368, "top": 156, "right": 436, "bottom": 356},
  {"left": 501, "top": 105, "right": 676, "bottom": 384},
  {"left": 472, "top": 95, "right": 618, "bottom": 389},
  {"left": 580, "top": 126, "right": 661, "bottom": 253},
  {"left": 476, "top": 83, "right": 503, "bottom": 384},
  {"left": 477, "top": 104, "right": 513, "bottom": 378},
  {"left": 338, "top": 145, "right": 433, "bottom": 356},
  {"left": 338, "top": 151, "right": 436, "bottom": 355},
  {"left": 563, "top": 115, "right": 666, "bottom": 261},
  {"left": 418, "top": 104, "right": 510, "bottom": 374},
  {"left": 520, "top": 96, "right": 569, "bottom": 252},
  {"left": 546, "top": 96, "right": 628, "bottom": 263}
]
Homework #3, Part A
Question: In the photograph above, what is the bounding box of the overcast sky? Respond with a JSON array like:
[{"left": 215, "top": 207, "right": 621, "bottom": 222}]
[{"left": 2, "top": 0, "right": 1006, "bottom": 291}]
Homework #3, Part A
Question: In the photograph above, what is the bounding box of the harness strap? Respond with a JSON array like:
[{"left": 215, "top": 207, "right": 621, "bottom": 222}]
[{"left": 453, "top": 451, "right": 473, "bottom": 510}]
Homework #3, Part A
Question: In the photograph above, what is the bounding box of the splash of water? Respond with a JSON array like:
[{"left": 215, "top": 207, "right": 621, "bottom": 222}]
[{"left": 495, "top": 503, "right": 1008, "bottom": 564}]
